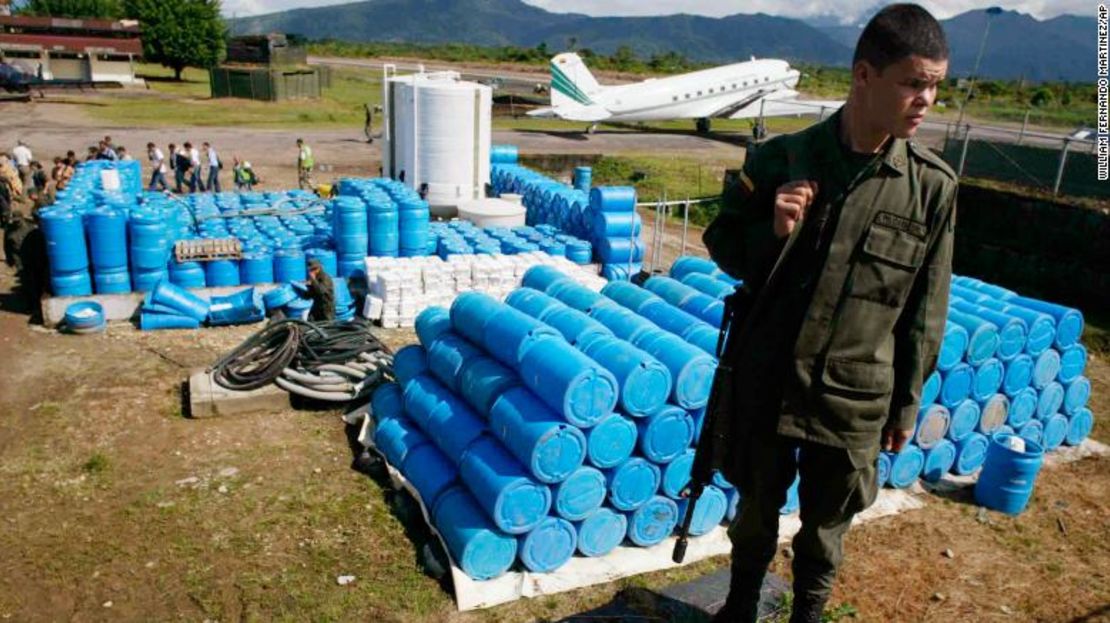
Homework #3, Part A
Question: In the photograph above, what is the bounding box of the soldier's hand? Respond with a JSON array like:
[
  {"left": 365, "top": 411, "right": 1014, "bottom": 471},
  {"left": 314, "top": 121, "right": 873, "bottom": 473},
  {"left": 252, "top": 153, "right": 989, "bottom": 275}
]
[
  {"left": 773, "top": 180, "right": 818, "bottom": 238},
  {"left": 881, "top": 426, "right": 914, "bottom": 453}
]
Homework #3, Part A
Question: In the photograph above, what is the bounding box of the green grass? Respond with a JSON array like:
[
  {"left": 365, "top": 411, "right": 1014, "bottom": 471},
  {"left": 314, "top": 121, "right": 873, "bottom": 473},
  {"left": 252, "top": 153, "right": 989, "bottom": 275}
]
[
  {"left": 77, "top": 63, "right": 383, "bottom": 129},
  {"left": 81, "top": 452, "right": 110, "bottom": 475}
]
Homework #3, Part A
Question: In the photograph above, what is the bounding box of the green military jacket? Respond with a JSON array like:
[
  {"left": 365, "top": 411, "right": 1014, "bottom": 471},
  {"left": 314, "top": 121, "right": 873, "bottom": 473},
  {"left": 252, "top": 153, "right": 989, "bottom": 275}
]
[{"left": 704, "top": 109, "right": 957, "bottom": 455}]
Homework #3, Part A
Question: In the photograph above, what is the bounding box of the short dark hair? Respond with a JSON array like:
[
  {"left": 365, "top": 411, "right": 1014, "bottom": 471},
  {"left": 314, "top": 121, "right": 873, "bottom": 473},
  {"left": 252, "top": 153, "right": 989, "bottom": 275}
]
[{"left": 853, "top": 4, "right": 948, "bottom": 71}]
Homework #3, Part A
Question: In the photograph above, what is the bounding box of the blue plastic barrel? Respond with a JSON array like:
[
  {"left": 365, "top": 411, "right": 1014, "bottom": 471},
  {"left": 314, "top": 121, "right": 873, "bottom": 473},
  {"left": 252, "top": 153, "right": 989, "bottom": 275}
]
[
  {"left": 1002, "top": 354, "right": 1034, "bottom": 397},
  {"left": 1032, "top": 348, "right": 1062, "bottom": 390},
  {"left": 877, "top": 453, "right": 891, "bottom": 488},
  {"left": 1063, "top": 377, "right": 1090, "bottom": 416},
  {"left": 947, "top": 308, "right": 1000, "bottom": 366},
  {"left": 1008, "top": 296, "right": 1083, "bottom": 349},
  {"left": 517, "top": 517, "right": 577, "bottom": 573},
  {"left": 922, "top": 370, "right": 942, "bottom": 406},
  {"left": 64, "top": 300, "right": 105, "bottom": 333},
  {"left": 669, "top": 256, "right": 718, "bottom": 280},
  {"left": 578, "top": 334, "right": 672, "bottom": 417},
  {"left": 370, "top": 382, "right": 403, "bottom": 425},
  {"left": 93, "top": 269, "right": 131, "bottom": 294},
  {"left": 939, "top": 364, "right": 974, "bottom": 408},
  {"left": 885, "top": 445, "right": 925, "bottom": 488},
  {"left": 978, "top": 393, "right": 1010, "bottom": 435},
  {"left": 518, "top": 338, "right": 619, "bottom": 428},
  {"left": 427, "top": 333, "right": 484, "bottom": 393},
  {"left": 605, "top": 457, "right": 661, "bottom": 511},
  {"left": 85, "top": 208, "right": 128, "bottom": 273},
  {"left": 149, "top": 279, "right": 210, "bottom": 321},
  {"left": 547, "top": 279, "right": 608, "bottom": 313},
  {"left": 552, "top": 466, "right": 607, "bottom": 521},
  {"left": 636, "top": 406, "right": 695, "bottom": 463},
  {"left": 392, "top": 345, "right": 429, "bottom": 386},
  {"left": 1036, "top": 382, "right": 1064, "bottom": 420},
  {"left": 207, "top": 287, "right": 263, "bottom": 325},
  {"left": 504, "top": 287, "right": 562, "bottom": 320},
  {"left": 415, "top": 306, "right": 452, "bottom": 347},
  {"left": 1057, "top": 344, "right": 1087, "bottom": 384},
  {"left": 590, "top": 186, "right": 637, "bottom": 213},
  {"left": 333, "top": 197, "right": 368, "bottom": 259},
  {"left": 458, "top": 435, "right": 552, "bottom": 534},
  {"left": 947, "top": 399, "right": 981, "bottom": 442},
  {"left": 914, "top": 404, "right": 950, "bottom": 449},
  {"left": 262, "top": 284, "right": 297, "bottom": 311},
  {"left": 974, "top": 433, "right": 1044, "bottom": 515},
  {"left": 489, "top": 387, "right": 587, "bottom": 484},
  {"left": 169, "top": 260, "right": 206, "bottom": 290},
  {"left": 626, "top": 495, "right": 679, "bottom": 547},
  {"left": 273, "top": 249, "right": 307, "bottom": 283},
  {"left": 239, "top": 253, "right": 274, "bottom": 285},
  {"left": 575, "top": 508, "right": 627, "bottom": 557},
  {"left": 679, "top": 272, "right": 734, "bottom": 300},
  {"left": 674, "top": 484, "right": 728, "bottom": 536},
  {"left": 585, "top": 413, "right": 637, "bottom": 469},
  {"left": 398, "top": 198, "right": 430, "bottom": 257},
  {"left": 451, "top": 291, "right": 503, "bottom": 345},
  {"left": 542, "top": 306, "right": 613, "bottom": 346},
  {"left": 368, "top": 202, "right": 399, "bottom": 257},
  {"left": 938, "top": 322, "right": 969, "bottom": 371},
  {"left": 41, "top": 208, "right": 91, "bottom": 277},
  {"left": 1064, "top": 408, "right": 1093, "bottom": 446},
  {"left": 431, "top": 485, "right": 518, "bottom": 581},
  {"left": 457, "top": 355, "right": 520, "bottom": 416},
  {"left": 139, "top": 310, "right": 201, "bottom": 331},
  {"left": 417, "top": 383, "right": 487, "bottom": 464},
  {"left": 521, "top": 265, "right": 568, "bottom": 292},
  {"left": 921, "top": 439, "right": 957, "bottom": 483},
  {"left": 975, "top": 298, "right": 1055, "bottom": 356},
  {"left": 372, "top": 413, "right": 430, "bottom": 466},
  {"left": 1041, "top": 413, "right": 1068, "bottom": 450},
  {"left": 573, "top": 166, "right": 592, "bottom": 193},
  {"left": 644, "top": 276, "right": 722, "bottom": 326},
  {"left": 588, "top": 304, "right": 656, "bottom": 343},
  {"left": 951, "top": 300, "right": 1027, "bottom": 361},
  {"left": 490, "top": 144, "right": 519, "bottom": 165},
  {"left": 632, "top": 330, "right": 716, "bottom": 410},
  {"left": 971, "top": 358, "right": 1004, "bottom": 402},
  {"left": 401, "top": 442, "right": 458, "bottom": 510},
  {"left": 205, "top": 259, "right": 241, "bottom": 287},
  {"left": 1007, "top": 387, "right": 1038, "bottom": 428},
  {"left": 952, "top": 432, "right": 989, "bottom": 475},
  {"left": 565, "top": 241, "right": 593, "bottom": 264},
  {"left": 127, "top": 210, "right": 169, "bottom": 272},
  {"left": 661, "top": 449, "right": 695, "bottom": 498},
  {"left": 304, "top": 248, "right": 337, "bottom": 277},
  {"left": 593, "top": 211, "right": 642, "bottom": 238},
  {"left": 1017, "top": 419, "right": 1044, "bottom": 445}
]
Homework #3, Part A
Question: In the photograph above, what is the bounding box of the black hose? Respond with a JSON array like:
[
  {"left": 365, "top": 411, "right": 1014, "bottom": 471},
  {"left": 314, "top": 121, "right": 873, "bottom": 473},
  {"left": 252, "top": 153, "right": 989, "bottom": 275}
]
[{"left": 211, "top": 318, "right": 392, "bottom": 392}]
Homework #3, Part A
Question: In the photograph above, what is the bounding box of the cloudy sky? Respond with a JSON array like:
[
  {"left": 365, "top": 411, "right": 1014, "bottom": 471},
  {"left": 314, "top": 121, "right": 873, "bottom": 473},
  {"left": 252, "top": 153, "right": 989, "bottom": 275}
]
[{"left": 223, "top": 0, "right": 1091, "bottom": 21}]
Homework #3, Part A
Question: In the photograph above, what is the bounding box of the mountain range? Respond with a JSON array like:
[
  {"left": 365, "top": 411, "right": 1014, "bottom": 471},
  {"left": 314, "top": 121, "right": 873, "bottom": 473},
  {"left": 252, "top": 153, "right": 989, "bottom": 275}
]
[{"left": 229, "top": 0, "right": 1096, "bottom": 82}]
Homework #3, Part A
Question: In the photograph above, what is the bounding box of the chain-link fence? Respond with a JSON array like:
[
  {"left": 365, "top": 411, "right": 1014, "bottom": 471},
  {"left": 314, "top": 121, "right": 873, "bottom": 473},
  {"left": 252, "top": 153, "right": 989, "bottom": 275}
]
[{"left": 938, "top": 122, "right": 1103, "bottom": 199}]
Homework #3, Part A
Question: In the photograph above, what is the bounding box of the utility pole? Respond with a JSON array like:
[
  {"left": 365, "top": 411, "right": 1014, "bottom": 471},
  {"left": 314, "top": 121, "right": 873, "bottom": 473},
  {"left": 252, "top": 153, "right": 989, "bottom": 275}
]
[{"left": 955, "top": 7, "right": 1003, "bottom": 132}]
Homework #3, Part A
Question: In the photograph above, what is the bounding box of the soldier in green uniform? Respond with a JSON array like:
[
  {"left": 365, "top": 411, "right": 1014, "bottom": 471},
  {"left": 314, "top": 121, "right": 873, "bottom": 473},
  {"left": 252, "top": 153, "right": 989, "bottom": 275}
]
[
  {"left": 702, "top": 5, "right": 956, "bottom": 622},
  {"left": 306, "top": 258, "right": 336, "bottom": 322}
]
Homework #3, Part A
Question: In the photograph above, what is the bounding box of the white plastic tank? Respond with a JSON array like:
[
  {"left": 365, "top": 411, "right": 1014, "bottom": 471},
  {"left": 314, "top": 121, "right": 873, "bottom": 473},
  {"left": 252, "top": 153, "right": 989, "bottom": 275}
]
[{"left": 383, "top": 68, "right": 492, "bottom": 217}]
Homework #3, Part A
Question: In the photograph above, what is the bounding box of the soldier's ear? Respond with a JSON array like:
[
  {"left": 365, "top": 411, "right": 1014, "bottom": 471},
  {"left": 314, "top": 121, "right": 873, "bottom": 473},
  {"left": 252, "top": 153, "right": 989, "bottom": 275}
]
[{"left": 852, "top": 60, "right": 874, "bottom": 89}]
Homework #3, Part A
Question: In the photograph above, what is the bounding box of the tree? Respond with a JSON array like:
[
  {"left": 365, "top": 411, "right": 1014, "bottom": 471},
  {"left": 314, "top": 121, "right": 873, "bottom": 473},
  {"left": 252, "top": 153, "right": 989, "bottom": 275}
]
[
  {"left": 16, "top": 0, "right": 123, "bottom": 18},
  {"left": 122, "top": 0, "right": 226, "bottom": 80}
]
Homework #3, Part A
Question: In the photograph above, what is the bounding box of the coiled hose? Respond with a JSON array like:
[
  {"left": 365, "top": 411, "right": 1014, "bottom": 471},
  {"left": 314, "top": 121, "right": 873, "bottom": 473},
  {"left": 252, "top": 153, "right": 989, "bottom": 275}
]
[{"left": 211, "top": 318, "right": 393, "bottom": 401}]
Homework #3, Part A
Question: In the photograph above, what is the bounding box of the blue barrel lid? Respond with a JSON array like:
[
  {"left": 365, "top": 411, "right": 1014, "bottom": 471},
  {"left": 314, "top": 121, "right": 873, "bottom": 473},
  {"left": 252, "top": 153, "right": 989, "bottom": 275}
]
[
  {"left": 1017, "top": 419, "right": 1044, "bottom": 445},
  {"left": 1002, "top": 354, "right": 1034, "bottom": 396},
  {"left": 636, "top": 406, "right": 695, "bottom": 463},
  {"left": 1036, "top": 382, "right": 1064, "bottom": 420},
  {"left": 1007, "top": 387, "right": 1038, "bottom": 428},
  {"left": 575, "top": 508, "right": 627, "bottom": 557},
  {"left": 953, "top": 432, "right": 990, "bottom": 475},
  {"left": 1063, "top": 377, "right": 1090, "bottom": 416},
  {"left": 972, "top": 359, "right": 1004, "bottom": 402},
  {"left": 552, "top": 466, "right": 607, "bottom": 521},
  {"left": 674, "top": 484, "right": 728, "bottom": 536},
  {"left": 517, "top": 517, "right": 577, "bottom": 573},
  {"left": 1032, "top": 349, "right": 1062, "bottom": 390},
  {"left": 626, "top": 495, "right": 679, "bottom": 547},
  {"left": 939, "top": 364, "right": 974, "bottom": 408},
  {"left": 605, "top": 458, "right": 661, "bottom": 511},
  {"left": 921, "top": 439, "right": 957, "bottom": 483},
  {"left": 661, "top": 449, "right": 695, "bottom": 498},
  {"left": 947, "top": 399, "right": 981, "bottom": 442},
  {"left": 1065, "top": 408, "right": 1093, "bottom": 446},
  {"left": 1041, "top": 413, "right": 1069, "bottom": 450},
  {"left": 586, "top": 413, "right": 637, "bottom": 469},
  {"left": 978, "top": 393, "right": 1010, "bottom": 434},
  {"left": 1057, "top": 345, "right": 1088, "bottom": 384},
  {"left": 877, "top": 452, "right": 892, "bottom": 487},
  {"left": 915, "top": 404, "right": 951, "bottom": 449},
  {"left": 887, "top": 446, "right": 925, "bottom": 488}
]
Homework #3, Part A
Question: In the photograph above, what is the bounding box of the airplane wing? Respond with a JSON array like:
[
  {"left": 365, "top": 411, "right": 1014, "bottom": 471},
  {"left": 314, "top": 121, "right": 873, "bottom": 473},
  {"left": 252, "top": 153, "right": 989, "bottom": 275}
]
[
  {"left": 526, "top": 104, "right": 612, "bottom": 122},
  {"left": 725, "top": 97, "right": 843, "bottom": 120}
]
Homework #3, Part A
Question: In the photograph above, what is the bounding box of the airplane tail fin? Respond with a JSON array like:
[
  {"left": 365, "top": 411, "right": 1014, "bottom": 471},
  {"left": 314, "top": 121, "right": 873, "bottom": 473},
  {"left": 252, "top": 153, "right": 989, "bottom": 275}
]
[{"left": 549, "top": 52, "right": 604, "bottom": 108}]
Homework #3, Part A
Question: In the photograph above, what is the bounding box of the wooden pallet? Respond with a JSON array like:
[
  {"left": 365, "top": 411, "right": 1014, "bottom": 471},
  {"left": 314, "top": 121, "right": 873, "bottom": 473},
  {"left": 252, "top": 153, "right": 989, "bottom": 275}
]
[{"left": 174, "top": 238, "right": 243, "bottom": 262}]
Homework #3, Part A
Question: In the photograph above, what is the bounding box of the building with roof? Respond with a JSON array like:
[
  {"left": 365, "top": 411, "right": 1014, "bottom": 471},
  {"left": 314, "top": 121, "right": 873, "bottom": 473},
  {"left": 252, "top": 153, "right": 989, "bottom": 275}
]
[{"left": 0, "top": 14, "right": 143, "bottom": 84}]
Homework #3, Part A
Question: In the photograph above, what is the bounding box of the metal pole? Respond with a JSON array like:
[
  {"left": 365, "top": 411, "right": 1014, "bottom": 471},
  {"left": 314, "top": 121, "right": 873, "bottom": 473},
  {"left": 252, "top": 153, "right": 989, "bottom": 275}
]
[
  {"left": 1053, "top": 139, "right": 1070, "bottom": 196},
  {"left": 1017, "top": 110, "right": 1030, "bottom": 145},
  {"left": 681, "top": 199, "right": 690, "bottom": 257},
  {"left": 958, "top": 125, "right": 972, "bottom": 176},
  {"left": 956, "top": 9, "right": 997, "bottom": 131}
]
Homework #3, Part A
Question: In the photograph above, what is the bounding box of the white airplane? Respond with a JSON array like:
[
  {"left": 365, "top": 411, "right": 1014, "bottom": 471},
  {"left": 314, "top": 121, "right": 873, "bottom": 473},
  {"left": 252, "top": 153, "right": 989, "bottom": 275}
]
[{"left": 528, "top": 52, "right": 843, "bottom": 134}]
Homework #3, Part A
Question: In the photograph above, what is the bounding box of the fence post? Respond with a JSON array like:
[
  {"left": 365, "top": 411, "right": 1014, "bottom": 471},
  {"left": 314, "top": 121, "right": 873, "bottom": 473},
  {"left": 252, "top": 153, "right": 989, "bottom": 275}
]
[
  {"left": 957, "top": 124, "right": 972, "bottom": 176},
  {"left": 1053, "top": 139, "right": 1071, "bottom": 196},
  {"left": 681, "top": 199, "right": 690, "bottom": 256},
  {"left": 1017, "top": 110, "right": 1030, "bottom": 145}
]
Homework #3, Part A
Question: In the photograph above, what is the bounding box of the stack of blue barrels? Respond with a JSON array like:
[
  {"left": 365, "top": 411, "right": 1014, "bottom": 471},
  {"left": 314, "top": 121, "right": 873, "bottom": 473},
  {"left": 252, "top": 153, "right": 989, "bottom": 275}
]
[
  {"left": 488, "top": 145, "right": 644, "bottom": 275},
  {"left": 591, "top": 187, "right": 645, "bottom": 281},
  {"left": 666, "top": 255, "right": 1094, "bottom": 498},
  {"left": 370, "top": 264, "right": 808, "bottom": 581},
  {"left": 334, "top": 177, "right": 432, "bottom": 264},
  {"left": 426, "top": 222, "right": 593, "bottom": 263}
]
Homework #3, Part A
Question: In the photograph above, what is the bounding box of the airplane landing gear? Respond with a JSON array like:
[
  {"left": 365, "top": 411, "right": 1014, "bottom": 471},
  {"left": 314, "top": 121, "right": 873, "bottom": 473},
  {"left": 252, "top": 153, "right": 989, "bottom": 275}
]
[{"left": 696, "top": 117, "right": 711, "bottom": 134}]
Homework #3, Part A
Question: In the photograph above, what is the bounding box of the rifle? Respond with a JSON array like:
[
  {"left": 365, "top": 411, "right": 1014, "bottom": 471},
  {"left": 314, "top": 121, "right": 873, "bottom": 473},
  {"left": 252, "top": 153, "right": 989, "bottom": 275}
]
[{"left": 673, "top": 285, "right": 749, "bottom": 563}]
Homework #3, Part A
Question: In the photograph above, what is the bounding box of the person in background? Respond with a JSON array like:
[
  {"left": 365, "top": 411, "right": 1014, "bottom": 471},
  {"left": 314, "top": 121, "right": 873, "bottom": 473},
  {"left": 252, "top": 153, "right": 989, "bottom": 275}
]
[
  {"left": 11, "top": 140, "right": 32, "bottom": 191},
  {"left": 296, "top": 138, "right": 314, "bottom": 190},
  {"left": 169, "top": 143, "right": 184, "bottom": 192},
  {"left": 186, "top": 141, "right": 202, "bottom": 192},
  {"left": 232, "top": 157, "right": 258, "bottom": 192},
  {"left": 147, "top": 143, "right": 169, "bottom": 191},
  {"left": 203, "top": 142, "right": 221, "bottom": 193},
  {"left": 0, "top": 154, "right": 23, "bottom": 202},
  {"left": 85, "top": 146, "right": 98, "bottom": 162},
  {"left": 117, "top": 146, "right": 133, "bottom": 161},
  {"left": 305, "top": 258, "right": 335, "bottom": 322},
  {"left": 65, "top": 151, "right": 77, "bottom": 167},
  {"left": 29, "top": 161, "right": 46, "bottom": 193},
  {"left": 97, "top": 140, "right": 118, "bottom": 161}
]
